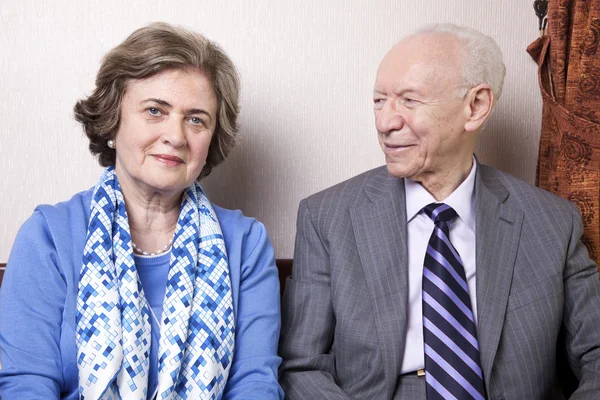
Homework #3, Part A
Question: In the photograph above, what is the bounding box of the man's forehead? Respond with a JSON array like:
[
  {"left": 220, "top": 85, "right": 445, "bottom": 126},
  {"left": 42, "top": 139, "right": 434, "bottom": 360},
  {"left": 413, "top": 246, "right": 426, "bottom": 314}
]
[
  {"left": 387, "top": 33, "right": 460, "bottom": 65},
  {"left": 375, "top": 33, "right": 462, "bottom": 86},
  {"left": 374, "top": 62, "right": 433, "bottom": 90}
]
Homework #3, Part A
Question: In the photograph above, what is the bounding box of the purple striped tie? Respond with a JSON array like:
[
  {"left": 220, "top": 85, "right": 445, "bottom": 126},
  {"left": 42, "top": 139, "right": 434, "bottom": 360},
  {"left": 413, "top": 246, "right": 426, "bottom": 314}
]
[{"left": 422, "top": 203, "right": 486, "bottom": 400}]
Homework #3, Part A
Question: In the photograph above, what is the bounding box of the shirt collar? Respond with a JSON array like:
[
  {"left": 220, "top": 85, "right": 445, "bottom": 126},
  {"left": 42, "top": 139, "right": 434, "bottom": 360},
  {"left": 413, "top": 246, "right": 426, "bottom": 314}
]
[{"left": 405, "top": 156, "right": 477, "bottom": 232}]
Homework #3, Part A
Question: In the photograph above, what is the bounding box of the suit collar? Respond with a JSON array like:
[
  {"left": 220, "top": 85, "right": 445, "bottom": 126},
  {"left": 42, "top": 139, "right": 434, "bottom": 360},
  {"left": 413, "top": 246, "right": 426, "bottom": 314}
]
[
  {"left": 404, "top": 159, "right": 477, "bottom": 232},
  {"left": 362, "top": 166, "right": 402, "bottom": 202}
]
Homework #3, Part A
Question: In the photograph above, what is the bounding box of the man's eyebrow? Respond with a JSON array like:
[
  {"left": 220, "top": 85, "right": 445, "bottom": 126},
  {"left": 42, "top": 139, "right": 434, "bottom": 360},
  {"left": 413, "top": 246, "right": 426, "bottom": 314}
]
[{"left": 373, "top": 87, "right": 421, "bottom": 96}]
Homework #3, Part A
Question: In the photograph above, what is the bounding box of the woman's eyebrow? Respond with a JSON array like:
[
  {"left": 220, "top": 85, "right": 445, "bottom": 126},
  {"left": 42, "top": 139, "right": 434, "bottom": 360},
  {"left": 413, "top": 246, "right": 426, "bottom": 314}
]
[{"left": 141, "top": 98, "right": 171, "bottom": 107}]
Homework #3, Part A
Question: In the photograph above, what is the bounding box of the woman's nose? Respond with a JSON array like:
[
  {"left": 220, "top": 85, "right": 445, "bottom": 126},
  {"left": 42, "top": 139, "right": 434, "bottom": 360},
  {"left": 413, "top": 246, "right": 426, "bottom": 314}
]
[{"left": 162, "top": 119, "right": 187, "bottom": 147}]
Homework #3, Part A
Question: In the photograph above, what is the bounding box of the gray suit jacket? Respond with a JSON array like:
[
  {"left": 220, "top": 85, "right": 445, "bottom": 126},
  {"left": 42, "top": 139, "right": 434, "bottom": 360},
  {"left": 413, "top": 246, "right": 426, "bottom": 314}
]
[{"left": 279, "top": 164, "right": 600, "bottom": 399}]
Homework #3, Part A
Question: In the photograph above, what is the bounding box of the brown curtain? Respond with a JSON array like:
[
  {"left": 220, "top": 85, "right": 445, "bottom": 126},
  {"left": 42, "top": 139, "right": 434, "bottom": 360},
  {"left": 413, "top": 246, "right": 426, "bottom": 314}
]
[{"left": 528, "top": 1, "right": 600, "bottom": 266}]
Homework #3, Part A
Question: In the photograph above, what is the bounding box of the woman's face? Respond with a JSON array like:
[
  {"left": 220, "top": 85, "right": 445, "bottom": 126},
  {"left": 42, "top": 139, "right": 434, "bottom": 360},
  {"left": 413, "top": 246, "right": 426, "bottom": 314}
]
[{"left": 114, "top": 68, "right": 218, "bottom": 197}]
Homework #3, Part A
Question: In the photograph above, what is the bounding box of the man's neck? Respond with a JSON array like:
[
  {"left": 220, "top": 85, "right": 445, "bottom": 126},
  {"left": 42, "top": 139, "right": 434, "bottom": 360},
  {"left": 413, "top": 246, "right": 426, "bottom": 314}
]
[{"left": 415, "top": 157, "right": 474, "bottom": 201}]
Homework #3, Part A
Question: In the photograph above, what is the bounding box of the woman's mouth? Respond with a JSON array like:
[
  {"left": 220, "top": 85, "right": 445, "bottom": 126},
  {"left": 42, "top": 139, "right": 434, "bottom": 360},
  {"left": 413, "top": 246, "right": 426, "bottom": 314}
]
[{"left": 153, "top": 154, "right": 184, "bottom": 167}]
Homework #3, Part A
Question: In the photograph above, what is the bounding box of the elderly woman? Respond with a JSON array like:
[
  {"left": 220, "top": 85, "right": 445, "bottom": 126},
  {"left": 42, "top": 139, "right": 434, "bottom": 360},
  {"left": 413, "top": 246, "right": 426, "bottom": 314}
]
[{"left": 0, "top": 23, "right": 283, "bottom": 399}]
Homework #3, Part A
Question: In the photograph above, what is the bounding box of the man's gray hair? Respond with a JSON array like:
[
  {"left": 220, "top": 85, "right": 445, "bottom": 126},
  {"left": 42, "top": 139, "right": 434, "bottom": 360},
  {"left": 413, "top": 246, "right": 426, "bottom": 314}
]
[{"left": 414, "top": 23, "right": 506, "bottom": 101}]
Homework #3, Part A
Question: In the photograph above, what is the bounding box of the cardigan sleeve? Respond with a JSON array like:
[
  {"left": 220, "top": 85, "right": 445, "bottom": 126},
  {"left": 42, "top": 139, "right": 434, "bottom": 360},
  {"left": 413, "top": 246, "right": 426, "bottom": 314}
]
[
  {"left": 0, "top": 211, "right": 67, "bottom": 399},
  {"left": 222, "top": 219, "right": 284, "bottom": 400}
]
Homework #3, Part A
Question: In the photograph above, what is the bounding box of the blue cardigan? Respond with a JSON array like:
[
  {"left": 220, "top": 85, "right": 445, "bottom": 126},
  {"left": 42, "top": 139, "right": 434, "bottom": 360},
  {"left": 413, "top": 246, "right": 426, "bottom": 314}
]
[{"left": 0, "top": 188, "right": 284, "bottom": 399}]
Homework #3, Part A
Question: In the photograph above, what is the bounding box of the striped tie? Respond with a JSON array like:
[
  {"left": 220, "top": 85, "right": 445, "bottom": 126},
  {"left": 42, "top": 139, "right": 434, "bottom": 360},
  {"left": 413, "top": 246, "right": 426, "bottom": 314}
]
[{"left": 422, "top": 203, "right": 486, "bottom": 400}]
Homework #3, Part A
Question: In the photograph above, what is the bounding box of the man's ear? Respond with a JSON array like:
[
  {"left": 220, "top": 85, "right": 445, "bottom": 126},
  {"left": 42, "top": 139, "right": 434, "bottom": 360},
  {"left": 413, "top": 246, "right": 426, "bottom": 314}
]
[{"left": 464, "top": 84, "right": 494, "bottom": 132}]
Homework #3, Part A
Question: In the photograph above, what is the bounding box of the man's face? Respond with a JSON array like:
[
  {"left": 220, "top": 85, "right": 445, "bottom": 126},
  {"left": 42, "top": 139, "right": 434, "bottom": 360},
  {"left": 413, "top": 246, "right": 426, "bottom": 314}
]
[{"left": 373, "top": 34, "right": 473, "bottom": 183}]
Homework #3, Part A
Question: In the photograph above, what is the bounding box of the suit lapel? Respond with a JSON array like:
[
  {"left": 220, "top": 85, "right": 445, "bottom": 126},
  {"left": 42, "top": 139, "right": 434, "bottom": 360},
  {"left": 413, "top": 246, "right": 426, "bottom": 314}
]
[
  {"left": 475, "top": 165, "right": 524, "bottom": 387},
  {"left": 349, "top": 169, "right": 408, "bottom": 399}
]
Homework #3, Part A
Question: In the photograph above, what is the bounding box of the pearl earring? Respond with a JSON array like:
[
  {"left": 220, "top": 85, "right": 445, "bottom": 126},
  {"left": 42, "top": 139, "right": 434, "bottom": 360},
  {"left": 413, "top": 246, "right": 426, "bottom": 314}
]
[{"left": 107, "top": 139, "right": 115, "bottom": 149}]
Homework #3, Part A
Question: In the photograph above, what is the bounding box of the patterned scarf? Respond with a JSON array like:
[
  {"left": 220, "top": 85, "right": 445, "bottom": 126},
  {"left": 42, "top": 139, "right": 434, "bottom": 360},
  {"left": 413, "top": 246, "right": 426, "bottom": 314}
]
[{"left": 76, "top": 167, "right": 235, "bottom": 400}]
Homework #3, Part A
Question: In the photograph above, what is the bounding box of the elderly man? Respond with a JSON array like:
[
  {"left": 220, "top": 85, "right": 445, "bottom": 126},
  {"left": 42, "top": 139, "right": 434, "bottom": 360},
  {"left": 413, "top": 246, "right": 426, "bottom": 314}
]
[{"left": 279, "top": 24, "right": 600, "bottom": 399}]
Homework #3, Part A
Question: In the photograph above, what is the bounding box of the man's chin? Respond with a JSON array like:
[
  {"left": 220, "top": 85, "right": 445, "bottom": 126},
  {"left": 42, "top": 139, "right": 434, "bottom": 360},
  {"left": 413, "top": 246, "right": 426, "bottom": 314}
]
[{"left": 385, "top": 163, "right": 416, "bottom": 179}]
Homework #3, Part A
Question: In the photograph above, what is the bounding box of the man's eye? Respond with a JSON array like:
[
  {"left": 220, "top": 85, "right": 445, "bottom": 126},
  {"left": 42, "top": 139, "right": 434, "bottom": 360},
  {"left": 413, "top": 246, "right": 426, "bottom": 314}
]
[{"left": 373, "top": 99, "right": 385, "bottom": 109}]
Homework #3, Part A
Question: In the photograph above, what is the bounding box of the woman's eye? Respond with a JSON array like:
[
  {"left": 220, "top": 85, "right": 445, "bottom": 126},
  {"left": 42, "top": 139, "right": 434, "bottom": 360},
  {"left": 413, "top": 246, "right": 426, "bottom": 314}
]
[
  {"left": 147, "top": 107, "right": 161, "bottom": 116},
  {"left": 190, "top": 117, "right": 205, "bottom": 126}
]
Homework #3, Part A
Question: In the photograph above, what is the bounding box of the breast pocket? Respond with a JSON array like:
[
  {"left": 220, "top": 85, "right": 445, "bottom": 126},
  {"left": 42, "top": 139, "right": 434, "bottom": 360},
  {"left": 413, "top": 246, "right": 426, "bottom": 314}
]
[{"left": 506, "top": 273, "right": 563, "bottom": 313}]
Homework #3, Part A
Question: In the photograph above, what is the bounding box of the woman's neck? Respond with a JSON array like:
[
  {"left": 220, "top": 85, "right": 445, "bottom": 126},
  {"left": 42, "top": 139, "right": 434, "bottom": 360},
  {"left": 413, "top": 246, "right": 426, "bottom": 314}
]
[
  {"left": 126, "top": 195, "right": 180, "bottom": 235},
  {"left": 117, "top": 172, "right": 182, "bottom": 253}
]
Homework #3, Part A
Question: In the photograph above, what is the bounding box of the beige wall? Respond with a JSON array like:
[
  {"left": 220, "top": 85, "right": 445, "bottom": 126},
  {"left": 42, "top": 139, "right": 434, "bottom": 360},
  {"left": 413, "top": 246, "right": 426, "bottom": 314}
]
[{"left": 0, "top": 1, "right": 542, "bottom": 261}]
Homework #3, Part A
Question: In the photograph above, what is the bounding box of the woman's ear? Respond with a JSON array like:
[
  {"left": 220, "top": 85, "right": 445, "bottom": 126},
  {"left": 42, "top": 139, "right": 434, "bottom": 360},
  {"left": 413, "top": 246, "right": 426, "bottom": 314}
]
[{"left": 464, "top": 84, "right": 494, "bottom": 132}]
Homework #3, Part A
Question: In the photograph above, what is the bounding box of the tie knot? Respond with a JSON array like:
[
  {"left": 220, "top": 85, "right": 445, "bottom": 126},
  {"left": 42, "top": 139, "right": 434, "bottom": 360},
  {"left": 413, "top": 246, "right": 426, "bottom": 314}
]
[{"left": 423, "top": 203, "right": 457, "bottom": 224}]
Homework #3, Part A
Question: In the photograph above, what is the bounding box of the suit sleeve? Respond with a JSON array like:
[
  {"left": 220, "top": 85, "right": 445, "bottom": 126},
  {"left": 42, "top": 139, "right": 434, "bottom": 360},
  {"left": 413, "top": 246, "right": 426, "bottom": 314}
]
[
  {"left": 0, "top": 211, "right": 65, "bottom": 399},
  {"left": 278, "top": 199, "right": 353, "bottom": 400},
  {"left": 223, "top": 220, "right": 284, "bottom": 400},
  {"left": 561, "top": 203, "right": 600, "bottom": 399}
]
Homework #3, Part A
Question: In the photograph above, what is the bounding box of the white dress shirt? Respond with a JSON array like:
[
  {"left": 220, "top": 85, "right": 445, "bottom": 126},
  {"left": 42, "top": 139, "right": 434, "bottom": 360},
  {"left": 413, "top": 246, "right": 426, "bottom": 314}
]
[{"left": 399, "top": 159, "right": 478, "bottom": 374}]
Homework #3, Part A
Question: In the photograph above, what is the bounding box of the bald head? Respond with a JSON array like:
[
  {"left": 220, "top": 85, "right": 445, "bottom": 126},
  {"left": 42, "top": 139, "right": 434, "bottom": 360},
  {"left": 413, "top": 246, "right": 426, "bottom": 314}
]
[
  {"left": 378, "top": 32, "right": 466, "bottom": 99},
  {"left": 407, "top": 24, "right": 506, "bottom": 101}
]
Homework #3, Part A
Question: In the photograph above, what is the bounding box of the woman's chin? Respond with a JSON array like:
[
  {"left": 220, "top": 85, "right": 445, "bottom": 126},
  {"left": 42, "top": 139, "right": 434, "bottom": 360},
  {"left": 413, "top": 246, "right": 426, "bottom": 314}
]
[{"left": 137, "top": 179, "right": 190, "bottom": 196}]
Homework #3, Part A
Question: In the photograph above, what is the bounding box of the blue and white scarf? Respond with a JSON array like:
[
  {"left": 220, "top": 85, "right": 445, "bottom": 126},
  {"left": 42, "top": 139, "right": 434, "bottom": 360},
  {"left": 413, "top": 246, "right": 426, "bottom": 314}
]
[{"left": 76, "top": 167, "right": 235, "bottom": 400}]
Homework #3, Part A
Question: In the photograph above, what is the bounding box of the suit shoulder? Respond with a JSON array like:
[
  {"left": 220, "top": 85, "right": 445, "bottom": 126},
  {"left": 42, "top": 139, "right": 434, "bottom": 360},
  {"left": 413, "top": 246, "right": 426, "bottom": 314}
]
[
  {"left": 302, "top": 166, "right": 391, "bottom": 211},
  {"left": 480, "top": 165, "right": 577, "bottom": 212}
]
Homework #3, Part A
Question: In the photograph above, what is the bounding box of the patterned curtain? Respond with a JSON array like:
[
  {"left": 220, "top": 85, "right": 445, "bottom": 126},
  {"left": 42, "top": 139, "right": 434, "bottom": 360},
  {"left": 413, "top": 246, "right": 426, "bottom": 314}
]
[{"left": 528, "top": 0, "right": 600, "bottom": 267}]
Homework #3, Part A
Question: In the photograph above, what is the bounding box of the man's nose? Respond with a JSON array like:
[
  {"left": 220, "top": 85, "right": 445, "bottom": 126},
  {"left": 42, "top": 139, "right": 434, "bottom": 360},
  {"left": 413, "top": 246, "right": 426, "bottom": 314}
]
[
  {"left": 376, "top": 102, "right": 405, "bottom": 133},
  {"left": 162, "top": 118, "right": 187, "bottom": 147}
]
